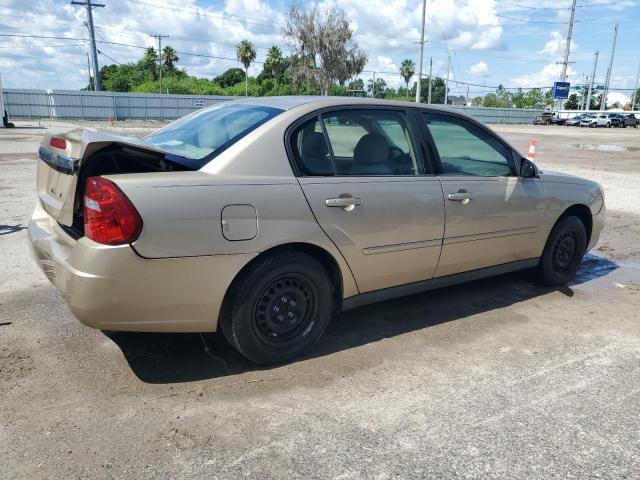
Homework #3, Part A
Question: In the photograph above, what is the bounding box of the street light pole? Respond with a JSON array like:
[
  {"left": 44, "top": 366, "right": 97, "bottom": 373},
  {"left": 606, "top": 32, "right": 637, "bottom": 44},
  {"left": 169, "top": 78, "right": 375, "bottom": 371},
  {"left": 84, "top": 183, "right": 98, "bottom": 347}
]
[{"left": 71, "top": 0, "right": 105, "bottom": 91}]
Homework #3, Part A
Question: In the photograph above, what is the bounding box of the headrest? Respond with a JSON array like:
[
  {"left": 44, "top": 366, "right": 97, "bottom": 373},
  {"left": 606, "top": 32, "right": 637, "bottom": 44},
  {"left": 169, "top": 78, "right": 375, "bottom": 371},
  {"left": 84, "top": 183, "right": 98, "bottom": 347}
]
[
  {"left": 353, "top": 134, "right": 389, "bottom": 165},
  {"left": 301, "top": 132, "right": 329, "bottom": 157}
]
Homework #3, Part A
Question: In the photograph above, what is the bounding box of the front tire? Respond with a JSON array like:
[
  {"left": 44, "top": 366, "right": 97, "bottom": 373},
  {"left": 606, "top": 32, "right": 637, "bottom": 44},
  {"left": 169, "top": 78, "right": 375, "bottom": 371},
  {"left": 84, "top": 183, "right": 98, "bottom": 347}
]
[
  {"left": 221, "top": 251, "right": 334, "bottom": 364},
  {"left": 538, "top": 216, "right": 587, "bottom": 286}
]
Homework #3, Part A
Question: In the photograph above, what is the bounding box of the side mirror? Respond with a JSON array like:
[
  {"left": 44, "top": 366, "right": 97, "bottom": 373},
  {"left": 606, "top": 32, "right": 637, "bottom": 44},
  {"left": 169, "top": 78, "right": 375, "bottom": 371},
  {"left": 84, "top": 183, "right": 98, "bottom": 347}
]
[{"left": 520, "top": 158, "right": 538, "bottom": 178}]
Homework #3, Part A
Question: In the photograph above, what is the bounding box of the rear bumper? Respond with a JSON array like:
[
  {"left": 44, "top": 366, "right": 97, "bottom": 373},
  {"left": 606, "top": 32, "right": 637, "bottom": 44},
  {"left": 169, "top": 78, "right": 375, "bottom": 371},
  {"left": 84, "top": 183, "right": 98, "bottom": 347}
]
[{"left": 28, "top": 203, "right": 256, "bottom": 332}]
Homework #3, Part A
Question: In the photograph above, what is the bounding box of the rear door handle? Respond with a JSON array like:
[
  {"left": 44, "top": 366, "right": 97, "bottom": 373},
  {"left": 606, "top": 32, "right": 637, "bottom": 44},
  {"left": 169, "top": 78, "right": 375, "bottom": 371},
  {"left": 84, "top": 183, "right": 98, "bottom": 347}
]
[
  {"left": 447, "top": 192, "right": 475, "bottom": 204},
  {"left": 325, "top": 197, "right": 362, "bottom": 211}
]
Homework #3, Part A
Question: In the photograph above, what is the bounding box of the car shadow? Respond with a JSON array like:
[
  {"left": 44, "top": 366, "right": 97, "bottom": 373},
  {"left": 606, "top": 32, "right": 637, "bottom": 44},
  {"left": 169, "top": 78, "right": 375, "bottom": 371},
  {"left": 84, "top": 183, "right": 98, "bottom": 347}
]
[{"left": 105, "top": 254, "right": 618, "bottom": 384}]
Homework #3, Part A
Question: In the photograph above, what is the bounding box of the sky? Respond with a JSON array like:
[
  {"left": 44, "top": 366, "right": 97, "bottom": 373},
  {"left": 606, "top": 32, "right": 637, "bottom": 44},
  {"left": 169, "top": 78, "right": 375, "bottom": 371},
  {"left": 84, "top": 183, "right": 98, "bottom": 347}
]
[{"left": 1, "top": 0, "right": 639, "bottom": 104}]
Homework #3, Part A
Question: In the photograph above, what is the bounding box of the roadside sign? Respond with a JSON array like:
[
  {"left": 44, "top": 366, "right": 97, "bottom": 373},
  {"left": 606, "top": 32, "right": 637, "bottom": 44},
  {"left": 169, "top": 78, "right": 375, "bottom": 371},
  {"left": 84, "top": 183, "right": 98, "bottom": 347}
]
[
  {"left": 194, "top": 99, "right": 205, "bottom": 108},
  {"left": 553, "top": 82, "right": 570, "bottom": 100}
]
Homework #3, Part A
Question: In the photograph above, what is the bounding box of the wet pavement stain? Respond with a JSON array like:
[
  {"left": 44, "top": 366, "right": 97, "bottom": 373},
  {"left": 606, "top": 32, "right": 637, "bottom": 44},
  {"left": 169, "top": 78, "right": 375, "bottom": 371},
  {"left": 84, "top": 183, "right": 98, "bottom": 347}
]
[{"left": 571, "top": 143, "right": 640, "bottom": 153}]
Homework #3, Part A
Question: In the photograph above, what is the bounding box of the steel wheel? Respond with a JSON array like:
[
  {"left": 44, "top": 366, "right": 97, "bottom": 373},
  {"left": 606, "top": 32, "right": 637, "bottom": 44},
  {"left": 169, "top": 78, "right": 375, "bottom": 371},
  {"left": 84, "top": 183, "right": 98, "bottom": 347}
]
[
  {"left": 551, "top": 229, "right": 578, "bottom": 274},
  {"left": 221, "top": 251, "right": 334, "bottom": 364},
  {"left": 538, "top": 215, "right": 587, "bottom": 286},
  {"left": 253, "top": 274, "right": 317, "bottom": 346}
]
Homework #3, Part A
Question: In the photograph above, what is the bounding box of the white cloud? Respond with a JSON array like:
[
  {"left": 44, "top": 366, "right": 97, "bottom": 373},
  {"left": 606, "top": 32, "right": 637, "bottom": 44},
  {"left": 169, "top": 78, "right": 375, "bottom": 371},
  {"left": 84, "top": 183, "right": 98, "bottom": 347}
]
[
  {"left": 513, "top": 62, "right": 577, "bottom": 88},
  {"left": 537, "top": 31, "right": 563, "bottom": 57},
  {"left": 606, "top": 92, "right": 630, "bottom": 107},
  {"left": 469, "top": 61, "right": 490, "bottom": 77},
  {"left": 0, "top": 0, "right": 504, "bottom": 90}
]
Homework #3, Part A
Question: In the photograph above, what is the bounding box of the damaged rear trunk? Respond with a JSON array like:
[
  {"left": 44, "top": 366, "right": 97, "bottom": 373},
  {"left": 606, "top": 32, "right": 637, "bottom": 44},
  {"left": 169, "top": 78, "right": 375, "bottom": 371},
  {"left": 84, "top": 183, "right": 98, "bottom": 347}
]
[{"left": 36, "top": 128, "right": 194, "bottom": 239}]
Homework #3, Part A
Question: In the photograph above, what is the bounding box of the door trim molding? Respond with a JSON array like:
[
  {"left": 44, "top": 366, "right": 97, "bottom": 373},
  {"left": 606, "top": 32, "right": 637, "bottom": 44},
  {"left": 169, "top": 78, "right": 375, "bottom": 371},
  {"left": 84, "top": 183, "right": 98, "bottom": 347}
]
[
  {"left": 443, "top": 226, "right": 537, "bottom": 245},
  {"left": 363, "top": 238, "right": 442, "bottom": 255},
  {"left": 341, "top": 258, "right": 539, "bottom": 311}
]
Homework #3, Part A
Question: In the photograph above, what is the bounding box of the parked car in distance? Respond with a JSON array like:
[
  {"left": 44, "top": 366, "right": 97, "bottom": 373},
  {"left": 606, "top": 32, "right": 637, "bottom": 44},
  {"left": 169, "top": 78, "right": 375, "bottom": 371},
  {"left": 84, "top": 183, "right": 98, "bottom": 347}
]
[
  {"left": 620, "top": 113, "right": 639, "bottom": 128},
  {"left": 533, "top": 112, "right": 554, "bottom": 125},
  {"left": 580, "top": 114, "right": 611, "bottom": 128},
  {"left": 609, "top": 114, "right": 625, "bottom": 128},
  {"left": 565, "top": 114, "right": 588, "bottom": 126},
  {"left": 29, "top": 97, "right": 606, "bottom": 364}
]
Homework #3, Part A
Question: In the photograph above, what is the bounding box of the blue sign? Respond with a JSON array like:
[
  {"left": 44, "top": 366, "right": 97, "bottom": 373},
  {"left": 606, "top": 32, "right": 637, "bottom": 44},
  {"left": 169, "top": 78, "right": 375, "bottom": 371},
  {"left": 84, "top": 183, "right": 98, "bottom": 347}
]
[{"left": 553, "top": 82, "right": 570, "bottom": 100}]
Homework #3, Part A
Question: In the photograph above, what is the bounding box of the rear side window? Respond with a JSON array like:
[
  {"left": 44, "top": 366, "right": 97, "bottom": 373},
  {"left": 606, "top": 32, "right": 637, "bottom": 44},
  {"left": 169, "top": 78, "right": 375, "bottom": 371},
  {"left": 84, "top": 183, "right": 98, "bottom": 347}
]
[
  {"left": 290, "top": 109, "right": 421, "bottom": 176},
  {"left": 144, "top": 103, "right": 282, "bottom": 167},
  {"left": 290, "top": 119, "right": 334, "bottom": 176}
]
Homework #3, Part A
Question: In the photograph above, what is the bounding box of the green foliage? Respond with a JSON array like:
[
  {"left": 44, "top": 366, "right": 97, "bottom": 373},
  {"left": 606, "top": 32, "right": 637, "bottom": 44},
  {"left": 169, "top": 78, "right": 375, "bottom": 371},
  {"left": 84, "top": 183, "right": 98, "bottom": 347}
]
[
  {"left": 417, "top": 77, "right": 445, "bottom": 103},
  {"left": 367, "top": 78, "right": 387, "bottom": 98},
  {"left": 564, "top": 93, "right": 580, "bottom": 110},
  {"left": 214, "top": 68, "right": 245, "bottom": 88}
]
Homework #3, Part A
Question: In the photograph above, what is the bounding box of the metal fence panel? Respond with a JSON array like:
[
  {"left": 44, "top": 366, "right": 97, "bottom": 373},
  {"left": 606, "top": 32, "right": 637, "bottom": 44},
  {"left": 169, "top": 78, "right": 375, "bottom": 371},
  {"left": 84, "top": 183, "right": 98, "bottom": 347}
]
[
  {"left": 4, "top": 89, "right": 544, "bottom": 124},
  {"left": 3, "top": 89, "right": 50, "bottom": 119}
]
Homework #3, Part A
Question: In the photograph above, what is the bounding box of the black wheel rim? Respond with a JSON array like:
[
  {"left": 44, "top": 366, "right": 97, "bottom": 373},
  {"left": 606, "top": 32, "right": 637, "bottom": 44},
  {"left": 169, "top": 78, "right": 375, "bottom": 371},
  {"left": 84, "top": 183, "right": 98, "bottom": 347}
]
[
  {"left": 252, "top": 274, "right": 316, "bottom": 345},
  {"left": 551, "top": 229, "right": 578, "bottom": 273}
]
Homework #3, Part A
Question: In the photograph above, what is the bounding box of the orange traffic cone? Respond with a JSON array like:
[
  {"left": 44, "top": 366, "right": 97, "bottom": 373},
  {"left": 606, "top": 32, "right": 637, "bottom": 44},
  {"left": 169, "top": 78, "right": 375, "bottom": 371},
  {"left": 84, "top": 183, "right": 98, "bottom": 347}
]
[{"left": 527, "top": 138, "right": 536, "bottom": 160}]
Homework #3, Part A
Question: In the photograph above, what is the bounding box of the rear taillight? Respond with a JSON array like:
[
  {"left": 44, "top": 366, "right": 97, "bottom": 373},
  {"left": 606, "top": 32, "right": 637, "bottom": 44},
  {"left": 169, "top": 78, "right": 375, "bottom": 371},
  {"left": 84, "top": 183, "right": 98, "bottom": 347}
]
[
  {"left": 50, "top": 137, "right": 66, "bottom": 149},
  {"left": 83, "top": 176, "right": 142, "bottom": 245}
]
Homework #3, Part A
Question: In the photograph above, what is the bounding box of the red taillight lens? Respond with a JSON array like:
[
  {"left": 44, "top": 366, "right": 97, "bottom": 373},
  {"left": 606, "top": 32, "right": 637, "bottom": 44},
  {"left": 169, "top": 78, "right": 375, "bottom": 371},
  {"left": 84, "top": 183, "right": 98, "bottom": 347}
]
[
  {"left": 83, "top": 177, "right": 142, "bottom": 245},
  {"left": 50, "top": 137, "right": 66, "bottom": 149}
]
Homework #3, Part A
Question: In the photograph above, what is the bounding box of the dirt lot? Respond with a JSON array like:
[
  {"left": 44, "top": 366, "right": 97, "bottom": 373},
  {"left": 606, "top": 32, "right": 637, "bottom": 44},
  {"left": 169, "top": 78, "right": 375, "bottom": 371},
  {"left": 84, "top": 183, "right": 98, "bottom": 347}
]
[{"left": 1, "top": 119, "right": 639, "bottom": 479}]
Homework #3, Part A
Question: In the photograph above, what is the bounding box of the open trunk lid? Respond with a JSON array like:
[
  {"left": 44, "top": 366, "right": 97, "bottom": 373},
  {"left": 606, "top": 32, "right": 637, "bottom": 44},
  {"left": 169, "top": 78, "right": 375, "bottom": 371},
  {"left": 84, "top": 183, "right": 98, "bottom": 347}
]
[{"left": 37, "top": 127, "right": 192, "bottom": 227}]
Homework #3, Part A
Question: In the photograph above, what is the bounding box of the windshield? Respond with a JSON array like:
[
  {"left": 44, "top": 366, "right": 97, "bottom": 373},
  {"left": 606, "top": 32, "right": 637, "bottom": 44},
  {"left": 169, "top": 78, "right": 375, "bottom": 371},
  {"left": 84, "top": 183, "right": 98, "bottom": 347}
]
[{"left": 144, "top": 103, "right": 283, "bottom": 166}]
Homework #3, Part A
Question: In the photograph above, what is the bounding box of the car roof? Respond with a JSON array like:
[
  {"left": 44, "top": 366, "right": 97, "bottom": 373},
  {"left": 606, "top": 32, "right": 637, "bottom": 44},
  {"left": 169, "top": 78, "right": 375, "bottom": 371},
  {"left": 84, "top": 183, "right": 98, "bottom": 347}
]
[{"left": 226, "top": 95, "right": 460, "bottom": 112}]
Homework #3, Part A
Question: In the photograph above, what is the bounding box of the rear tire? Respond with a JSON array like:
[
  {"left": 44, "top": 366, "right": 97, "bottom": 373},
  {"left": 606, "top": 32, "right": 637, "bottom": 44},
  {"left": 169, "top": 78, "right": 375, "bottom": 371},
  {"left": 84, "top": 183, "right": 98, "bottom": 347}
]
[
  {"left": 220, "top": 251, "right": 334, "bottom": 364},
  {"left": 537, "top": 216, "right": 587, "bottom": 286}
]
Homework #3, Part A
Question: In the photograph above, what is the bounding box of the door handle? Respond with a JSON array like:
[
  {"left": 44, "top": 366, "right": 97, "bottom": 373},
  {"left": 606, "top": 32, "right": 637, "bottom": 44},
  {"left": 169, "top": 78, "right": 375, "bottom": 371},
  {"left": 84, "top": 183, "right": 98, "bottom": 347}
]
[
  {"left": 325, "top": 197, "right": 362, "bottom": 211},
  {"left": 447, "top": 192, "right": 475, "bottom": 204}
]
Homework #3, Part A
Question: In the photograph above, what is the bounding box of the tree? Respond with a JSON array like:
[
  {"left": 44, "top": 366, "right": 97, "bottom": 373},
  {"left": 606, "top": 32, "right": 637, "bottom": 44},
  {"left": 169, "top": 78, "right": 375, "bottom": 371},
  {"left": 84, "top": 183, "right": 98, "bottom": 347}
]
[
  {"left": 400, "top": 59, "right": 415, "bottom": 100},
  {"left": 214, "top": 68, "right": 245, "bottom": 88},
  {"left": 236, "top": 40, "right": 257, "bottom": 96},
  {"left": 631, "top": 89, "right": 640, "bottom": 110},
  {"left": 142, "top": 47, "right": 158, "bottom": 78},
  {"left": 283, "top": 5, "right": 367, "bottom": 95},
  {"left": 564, "top": 93, "right": 580, "bottom": 110},
  {"left": 162, "top": 46, "right": 179, "bottom": 72},
  {"left": 265, "top": 45, "right": 283, "bottom": 79},
  {"left": 525, "top": 88, "right": 544, "bottom": 108},
  {"left": 367, "top": 78, "right": 387, "bottom": 98},
  {"left": 418, "top": 77, "right": 445, "bottom": 103}
]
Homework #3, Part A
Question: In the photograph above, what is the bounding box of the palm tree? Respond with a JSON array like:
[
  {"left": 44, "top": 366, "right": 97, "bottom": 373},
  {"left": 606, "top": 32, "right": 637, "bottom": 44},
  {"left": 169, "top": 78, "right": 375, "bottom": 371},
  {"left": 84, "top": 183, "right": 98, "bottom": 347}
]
[
  {"left": 265, "top": 45, "right": 283, "bottom": 79},
  {"left": 236, "top": 39, "right": 257, "bottom": 96},
  {"left": 142, "top": 47, "right": 158, "bottom": 78},
  {"left": 162, "top": 46, "right": 179, "bottom": 72},
  {"left": 400, "top": 59, "right": 415, "bottom": 100}
]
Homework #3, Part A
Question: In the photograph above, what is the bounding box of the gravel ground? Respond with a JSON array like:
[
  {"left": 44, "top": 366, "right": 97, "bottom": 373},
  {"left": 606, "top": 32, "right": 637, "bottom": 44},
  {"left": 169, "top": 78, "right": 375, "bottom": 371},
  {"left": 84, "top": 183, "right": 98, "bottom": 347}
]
[{"left": 1, "top": 119, "right": 639, "bottom": 479}]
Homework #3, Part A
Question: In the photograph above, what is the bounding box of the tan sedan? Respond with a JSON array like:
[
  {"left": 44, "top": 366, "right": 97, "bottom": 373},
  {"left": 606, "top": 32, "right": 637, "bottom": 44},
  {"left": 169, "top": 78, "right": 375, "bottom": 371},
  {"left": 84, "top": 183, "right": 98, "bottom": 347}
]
[{"left": 29, "top": 97, "right": 605, "bottom": 364}]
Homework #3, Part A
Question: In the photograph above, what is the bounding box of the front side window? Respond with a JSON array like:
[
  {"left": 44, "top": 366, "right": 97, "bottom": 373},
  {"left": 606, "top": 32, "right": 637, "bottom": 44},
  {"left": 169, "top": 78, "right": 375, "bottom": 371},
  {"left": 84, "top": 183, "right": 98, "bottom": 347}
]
[
  {"left": 144, "top": 103, "right": 282, "bottom": 167},
  {"left": 423, "top": 114, "right": 514, "bottom": 177}
]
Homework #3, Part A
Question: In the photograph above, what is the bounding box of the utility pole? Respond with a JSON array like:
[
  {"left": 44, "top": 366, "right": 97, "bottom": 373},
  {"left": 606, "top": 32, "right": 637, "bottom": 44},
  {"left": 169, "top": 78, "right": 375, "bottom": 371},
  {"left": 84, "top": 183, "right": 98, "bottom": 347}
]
[
  {"left": 71, "top": 0, "right": 105, "bottom": 91},
  {"left": 601, "top": 23, "right": 618, "bottom": 110},
  {"left": 444, "top": 54, "right": 450, "bottom": 105},
  {"left": 86, "top": 53, "right": 93, "bottom": 91},
  {"left": 415, "top": 0, "right": 427, "bottom": 103},
  {"left": 632, "top": 62, "right": 640, "bottom": 111},
  {"left": 582, "top": 76, "right": 589, "bottom": 110},
  {"left": 466, "top": 84, "right": 470, "bottom": 106},
  {"left": 554, "top": 0, "right": 577, "bottom": 111},
  {"left": 150, "top": 34, "right": 169, "bottom": 94},
  {"left": 585, "top": 50, "right": 598, "bottom": 111},
  {"left": 427, "top": 57, "right": 432, "bottom": 104},
  {"left": 559, "top": 0, "right": 577, "bottom": 83}
]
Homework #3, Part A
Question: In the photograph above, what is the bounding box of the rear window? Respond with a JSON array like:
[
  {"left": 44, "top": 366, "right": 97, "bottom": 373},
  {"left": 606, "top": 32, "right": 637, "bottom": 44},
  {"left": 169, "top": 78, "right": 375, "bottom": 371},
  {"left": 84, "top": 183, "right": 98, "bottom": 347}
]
[{"left": 144, "top": 103, "right": 282, "bottom": 167}]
